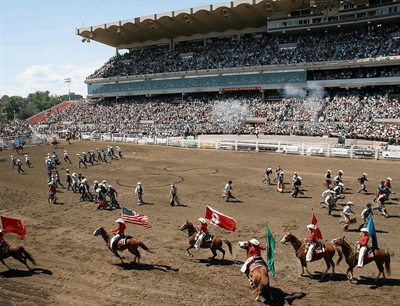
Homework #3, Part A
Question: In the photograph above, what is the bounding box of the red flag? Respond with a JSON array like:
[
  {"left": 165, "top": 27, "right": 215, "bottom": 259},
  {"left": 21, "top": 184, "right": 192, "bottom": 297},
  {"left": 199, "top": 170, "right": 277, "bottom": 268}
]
[
  {"left": 1, "top": 216, "right": 26, "bottom": 240},
  {"left": 311, "top": 213, "right": 323, "bottom": 240},
  {"left": 205, "top": 205, "right": 236, "bottom": 232}
]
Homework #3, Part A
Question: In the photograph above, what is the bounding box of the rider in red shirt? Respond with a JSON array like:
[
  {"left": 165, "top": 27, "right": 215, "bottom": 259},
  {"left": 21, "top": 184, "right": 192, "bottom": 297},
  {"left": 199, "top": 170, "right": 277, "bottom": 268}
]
[
  {"left": 306, "top": 224, "right": 318, "bottom": 262},
  {"left": 357, "top": 228, "right": 370, "bottom": 267},
  {"left": 241, "top": 238, "right": 267, "bottom": 282},
  {"left": 111, "top": 218, "right": 126, "bottom": 250},
  {"left": 195, "top": 218, "right": 208, "bottom": 249}
]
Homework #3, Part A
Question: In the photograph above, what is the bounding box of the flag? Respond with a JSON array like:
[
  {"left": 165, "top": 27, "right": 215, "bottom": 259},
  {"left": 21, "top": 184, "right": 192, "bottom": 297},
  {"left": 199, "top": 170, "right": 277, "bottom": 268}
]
[
  {"left": 122, "top": 207, "right": 151, "bottom": 229},
  {"left": 205, "top": 205, "right": 236, "bottom": 232},
  {"left": 266, "top": 226, "right": 276, "bottom": 277},
  {"left": 366, "top": 216, "right": 378, "bottom": 249},
  {"left": 1, "top": 216, "right": 26, "bottom": 240},
  {"left": 311, "top": 213, "right": 323, "bottom": 241}
]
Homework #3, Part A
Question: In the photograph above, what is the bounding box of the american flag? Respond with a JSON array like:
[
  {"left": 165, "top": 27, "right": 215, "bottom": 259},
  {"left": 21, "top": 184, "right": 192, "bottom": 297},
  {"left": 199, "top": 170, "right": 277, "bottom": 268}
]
[{"left": 122, "top": 207, "right": 151, "bottom": 229}]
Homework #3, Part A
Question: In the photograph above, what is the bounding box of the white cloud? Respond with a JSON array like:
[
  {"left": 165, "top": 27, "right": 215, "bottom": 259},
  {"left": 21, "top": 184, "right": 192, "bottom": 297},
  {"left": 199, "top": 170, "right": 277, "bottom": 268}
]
[{"left": 5, "top": 62, "right": 103, "bottom": 98}]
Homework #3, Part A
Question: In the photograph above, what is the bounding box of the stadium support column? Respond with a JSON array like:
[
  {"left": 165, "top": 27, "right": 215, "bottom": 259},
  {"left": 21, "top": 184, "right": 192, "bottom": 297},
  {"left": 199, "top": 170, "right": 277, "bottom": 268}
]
[{"left": 64, "top": 78, "right": 71, "bottom": 101}]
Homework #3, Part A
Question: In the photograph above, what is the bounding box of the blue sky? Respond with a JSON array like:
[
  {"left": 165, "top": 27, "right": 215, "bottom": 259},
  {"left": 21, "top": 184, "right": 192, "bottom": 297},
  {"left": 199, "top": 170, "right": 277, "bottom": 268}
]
[{"left": 0, "top": 0, "right": 214, "bottom": 98}]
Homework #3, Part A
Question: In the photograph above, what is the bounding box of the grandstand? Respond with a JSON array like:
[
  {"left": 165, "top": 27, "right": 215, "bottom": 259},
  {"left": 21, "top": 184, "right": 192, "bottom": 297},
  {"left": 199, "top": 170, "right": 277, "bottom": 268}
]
[{"left": 18, "top": 0, "right": 396, "bottom": 143}]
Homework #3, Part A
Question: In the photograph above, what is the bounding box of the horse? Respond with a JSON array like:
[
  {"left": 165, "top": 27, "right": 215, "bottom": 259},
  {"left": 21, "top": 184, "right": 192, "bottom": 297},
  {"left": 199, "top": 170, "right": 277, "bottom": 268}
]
[
  {"left": 0, "top": 242, "right": 36, "bottom": 270},
  {"left": 238, "top": 241, "right": 272, "bottom": 302},
  {"left": 93, "top": 227, "right": 155, "bottom": 264},
  {"left": 51, "top": 139, "right": 59, "bottom": 148},
  {"left": 280, "top": 232, "right": 343, "bottom": 278},
  {"left": 179, "top": 220, "right": 232, "bottom": 260},
  {"left": 331, "top": 236, "right": 391, "bottom": 282},
  {"left": 13, "top": 144, "right": 24, "bottom": 154}
]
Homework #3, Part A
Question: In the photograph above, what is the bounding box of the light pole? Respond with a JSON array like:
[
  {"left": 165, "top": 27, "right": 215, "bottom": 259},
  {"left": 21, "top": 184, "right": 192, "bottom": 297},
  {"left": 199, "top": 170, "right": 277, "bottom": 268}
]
[{"left": 64, "top": 78, "right": 71, "bottom": 101}]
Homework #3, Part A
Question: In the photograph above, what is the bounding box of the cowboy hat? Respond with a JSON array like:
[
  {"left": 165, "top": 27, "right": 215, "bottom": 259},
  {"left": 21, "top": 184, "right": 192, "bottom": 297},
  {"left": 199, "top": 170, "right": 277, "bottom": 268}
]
[
  {"left": 360, "top": 228, "right": 369, "bottom": 233},
  {"left": 94, "top": 180, "right": 98, "bottom": 183},
  {"left": 306, "top": 224, "right": 315, "bottom": 230},
  {"left": 171, "top": 183, "right": 174, "bottom": 186},
  {"left": 363, "top": 173, "right": 367, "bottom": 176},
  {"left": 115, "top": 218, "right": 124, "bottom": 224},
  {"left": 137, "top": 182, "right": 141, "bottom": 185},
  {"left": 249, "top": 238, "right": 259, "bottom": 246},
  {"left": 198, "top": 218, "right": 207, "bottom": 224},
  {"left": 327, "top": 169, "right": 331, "bottom": 172},
  {"left": 339, "top": 170, "right": 343, "bottom": 174},
  {"left": 347, "top": 201, "right": 354, "bottom": 205},
  {"left": 387, "top": 177, "right": 392, "bottom": 181}
]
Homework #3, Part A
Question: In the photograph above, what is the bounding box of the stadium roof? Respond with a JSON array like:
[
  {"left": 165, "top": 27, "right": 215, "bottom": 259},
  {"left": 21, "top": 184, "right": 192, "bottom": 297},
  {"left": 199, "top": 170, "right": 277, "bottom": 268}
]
[{"left": 76, "top": 0, "right": 310, "bottom": 49}]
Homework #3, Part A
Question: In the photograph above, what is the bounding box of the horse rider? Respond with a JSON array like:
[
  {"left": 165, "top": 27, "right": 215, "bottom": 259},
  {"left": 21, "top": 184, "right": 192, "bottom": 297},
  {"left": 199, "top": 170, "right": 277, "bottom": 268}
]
[
  {"left": 194, "top": 218, "right": 209, "bottom": 249},
  {"left": 357, "top": 228, "right": 370, "bottom": 268},
  {"left": 324, "top": 169, "right": 332, "bottom": 188},
  {"left": 357, "top": 173, "right": 368, "bottom": 193},
  {"left": 305, "top": 224, "right": 318, "bottom": 262},
  {"left": 334, "top": 170, "right": 344, "bottom": 186},
  {"left": 262, "top": 166, "right": 272, "bottom": 185},
  {"left": 169, "top": 183, "right": 180, "bottom": 206},
  {"left": 223, "top": 180, "right": 235, "bottom": 202},
  {"left": 342, "top": 201, "right": 355, "bottom": 231},
  {"left": 135, "top": 182, "right": 144, "bottom": 205},
  {"left": 110, "top": 218, "right": 126, "bottom": 251},
  {"left": 240, "top": 238, "right": 266, "bottom": 285},
  {"left": 25, "top": 154, "right": 32, "bottom": 168},
  {"left": 358, "top": 203, "right": 373, "bottom": 231}
]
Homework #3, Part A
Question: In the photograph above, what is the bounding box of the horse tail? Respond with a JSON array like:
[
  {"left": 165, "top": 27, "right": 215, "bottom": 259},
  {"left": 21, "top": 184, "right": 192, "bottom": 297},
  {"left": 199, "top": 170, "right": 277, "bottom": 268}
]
[
  {"left": 138, "top": 241, "right": 156, "bottom": 254},
  {"left": 384, "top": 251, "right": 391, "bottom": 277},
  {"left": 334, "top": 245, "right": 343, "bottom": 266},
  {"left": 21, "top": 247, "right": 36, "bottom": 266},
  {"left": 221, "top": 238, "right": 233, "bottom": 255}
]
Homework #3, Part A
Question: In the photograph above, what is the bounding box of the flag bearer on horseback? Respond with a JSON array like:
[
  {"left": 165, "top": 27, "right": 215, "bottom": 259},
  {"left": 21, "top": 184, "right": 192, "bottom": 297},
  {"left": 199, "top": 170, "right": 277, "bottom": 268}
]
[
  {"left": 357, "top": 228, "right": 370, "bottom": 267},
  {"left": 305, "top": 224, "right": 318, "bottom": 262},
  {"left": 240, "top": 238, "right": 266, "bottom": 284},
  {"left": 110, "top": 218, "right": 126, "bottom": 251},
  {"left": 194, "top": 218, "right": 209, "bottom": 249}
]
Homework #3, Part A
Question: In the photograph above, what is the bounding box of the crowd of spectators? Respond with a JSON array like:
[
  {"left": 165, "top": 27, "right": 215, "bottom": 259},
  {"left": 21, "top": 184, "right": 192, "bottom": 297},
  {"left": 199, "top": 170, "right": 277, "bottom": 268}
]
[
  {"left": 87, "top": 23, "right": 399, "bottom": 80},
  {"left": 0, "top": 120, "right": 32, "bottom": 138},
  {"left": 26, "top": 88, "right": 399, "bottom": 143}
]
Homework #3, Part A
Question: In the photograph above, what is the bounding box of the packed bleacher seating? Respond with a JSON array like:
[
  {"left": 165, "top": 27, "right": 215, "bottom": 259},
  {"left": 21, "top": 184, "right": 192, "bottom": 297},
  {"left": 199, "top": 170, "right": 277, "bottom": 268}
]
[
  {"left": 87, "top": 23, "right": 400, "bottom": 80},
  {"left": 28, "top": 87, "right": 399, "bottom": 143}
]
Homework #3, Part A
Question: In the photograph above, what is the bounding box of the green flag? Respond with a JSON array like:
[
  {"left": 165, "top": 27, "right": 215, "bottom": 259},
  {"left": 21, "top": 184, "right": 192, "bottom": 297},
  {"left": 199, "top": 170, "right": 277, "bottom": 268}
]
[{"left": 266, "top": 226, "right": 276, "bottom": 277}]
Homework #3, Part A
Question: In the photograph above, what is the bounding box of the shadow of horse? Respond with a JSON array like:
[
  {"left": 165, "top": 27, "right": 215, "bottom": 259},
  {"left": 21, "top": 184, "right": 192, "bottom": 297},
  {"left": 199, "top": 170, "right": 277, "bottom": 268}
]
[
  {"left": 356, "top": 276, "right": 400, "bottom": 288},
  {"left": 265, "top": 288, "right": 306, "bottom": 306},
  {"left": 192, "top": 258, "right": 237, "bottom": 267},
  {"left": 114, "top": 262, "right": 179, "bottom": 272},
  {"left": 0, "top": 267, "right": 52, "bottom": 278}
]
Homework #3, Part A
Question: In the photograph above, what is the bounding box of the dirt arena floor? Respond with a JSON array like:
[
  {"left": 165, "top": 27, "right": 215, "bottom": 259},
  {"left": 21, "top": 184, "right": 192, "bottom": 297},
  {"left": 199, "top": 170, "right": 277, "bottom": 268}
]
[{"left": 0, "top": 137, "right": 399, "bottom": 306}]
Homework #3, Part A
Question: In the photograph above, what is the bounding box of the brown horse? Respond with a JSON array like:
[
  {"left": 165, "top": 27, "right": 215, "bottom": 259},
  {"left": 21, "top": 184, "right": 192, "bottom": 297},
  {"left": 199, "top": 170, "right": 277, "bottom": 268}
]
[
  {"left": 93, "top": 227, "right": 155, "bottom": 264},
  {"left": 281, "top": 232, "right": 343, "bottom": 278},
  {"left": 179, "top": 220, "right": 232, "bottom": 260},
  {"left": 238, "top": 241, "right": 272, "bottom": 302},
  {"left": 332, "top": 236, "right": 391, "bottom": 282},
  {"left": 0, "top": 242, "right": 36, "bottom": 270},
  {"left": 13, "top": 144, "right": 24, "bottom": 154}
]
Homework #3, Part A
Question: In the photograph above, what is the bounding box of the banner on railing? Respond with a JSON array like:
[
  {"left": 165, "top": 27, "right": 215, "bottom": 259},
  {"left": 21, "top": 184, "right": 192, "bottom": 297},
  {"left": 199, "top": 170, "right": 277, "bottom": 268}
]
[{"left": 382, "top": 151, "right": 400, "bottom": 158}]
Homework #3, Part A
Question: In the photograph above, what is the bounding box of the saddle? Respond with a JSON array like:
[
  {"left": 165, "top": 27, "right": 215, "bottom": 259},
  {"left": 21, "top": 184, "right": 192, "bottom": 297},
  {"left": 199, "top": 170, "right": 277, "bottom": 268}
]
[
  {"left": 366, "top": 247, "right": 375, "bottom": 258},
  {"left": 314, "top": 243, "right": 325, "bottom": 254},
  {"left": 249, "top": 256, "right": 267, "bottom": 272}
]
